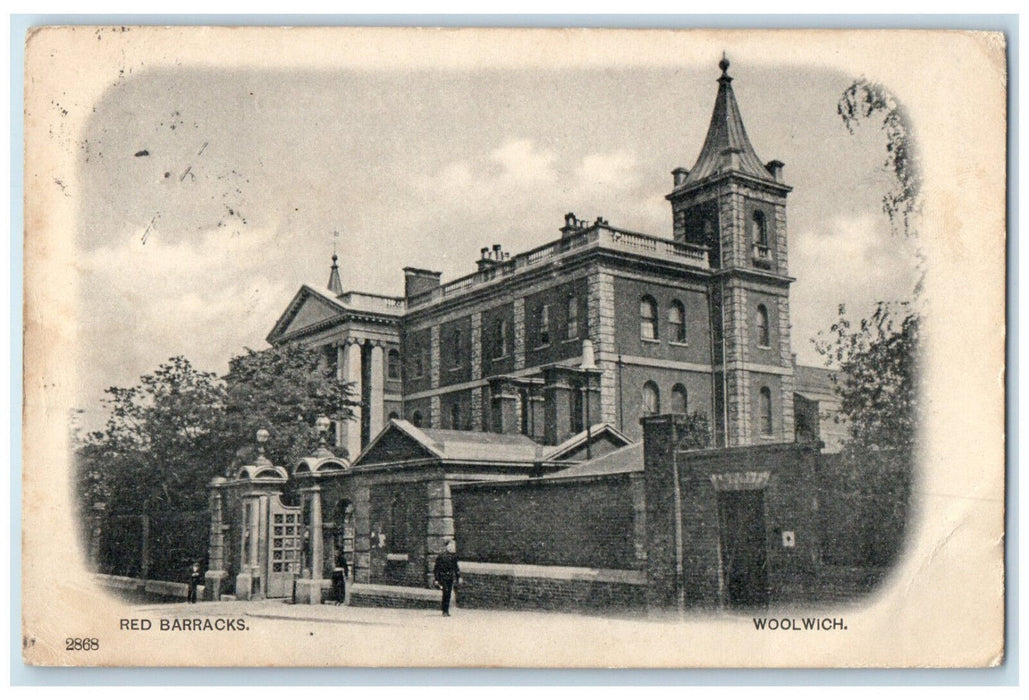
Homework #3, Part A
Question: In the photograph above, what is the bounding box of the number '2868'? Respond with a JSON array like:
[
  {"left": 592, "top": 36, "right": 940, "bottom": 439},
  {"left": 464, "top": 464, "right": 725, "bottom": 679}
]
[{"left": 66, "top": 638, "right": 99, "bottom": 651}]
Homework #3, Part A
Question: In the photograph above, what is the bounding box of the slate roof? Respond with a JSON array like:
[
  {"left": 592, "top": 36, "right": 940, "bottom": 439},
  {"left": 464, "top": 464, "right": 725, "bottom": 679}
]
[
  {"left": 542, "top": 442, "right": 644, "bottom": 479},
  {"left": 679, "top": 57, "right": 779, "bottom": 190}
]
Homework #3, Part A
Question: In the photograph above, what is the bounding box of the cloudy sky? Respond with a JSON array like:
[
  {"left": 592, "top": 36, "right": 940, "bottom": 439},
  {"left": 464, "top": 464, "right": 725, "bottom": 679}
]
[{"left": 74, "top": 58, "right": 919, "bottom": 430}]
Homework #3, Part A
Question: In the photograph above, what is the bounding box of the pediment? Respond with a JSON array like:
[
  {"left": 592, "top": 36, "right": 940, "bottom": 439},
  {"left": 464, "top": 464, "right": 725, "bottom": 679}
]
[
  {"left": 352, "top": 420, "right": 442, "bottom": 467},
  {"left": 267, "top": 286, "right": 344, "bottom": 343}
]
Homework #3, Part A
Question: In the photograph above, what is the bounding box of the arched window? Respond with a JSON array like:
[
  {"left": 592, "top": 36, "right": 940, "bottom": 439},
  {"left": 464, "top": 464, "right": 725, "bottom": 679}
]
[
  {"left": 640, "top": 296, "right": 659, "bottom": 340},
  {"left": 566, "top": 295, "right": 579, "bottom": 339},
  {"left": 642, "top": 381, "right": 660, "bottom": 415},
  {"left": 752, "top": 210, "right": 769, "bottom": 247},
  {"left": 450, "top": 402, "right": 461, "bottom": 430},
  {"left": 668, "top": 300, "right": 686, "bottom": 343},
  {"left": 759, "top": 386, "right": 773, "bottom": 435},
  {"left": 388, "top": 411, "right": 399, "bottom": 421},
  {"left": 411, "top": 411, "right": 423, "bottom": 428},
  {"left": 671, "top": 383, "right": 688, "bottom": 414},
  {"left": 756, "top": 304, "right": 771, "bottom": 347},
  {"left": 387, "top": 349, "right": 401, "bottom": 380}
]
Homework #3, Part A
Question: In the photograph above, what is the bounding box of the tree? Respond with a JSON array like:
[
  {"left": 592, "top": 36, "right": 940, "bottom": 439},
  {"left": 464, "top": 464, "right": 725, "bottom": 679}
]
[
  {"left": 838, "top": 78, "right": 922, "bottom": 238},
  {"left": 815, "top": 302, "right": 919, "bottom": 567},
  {"left": 223, "top": 343, "right": 357, "bottom": 469},
  {"left": 74, "top": 345, "right": 357, "bottom": 578}
]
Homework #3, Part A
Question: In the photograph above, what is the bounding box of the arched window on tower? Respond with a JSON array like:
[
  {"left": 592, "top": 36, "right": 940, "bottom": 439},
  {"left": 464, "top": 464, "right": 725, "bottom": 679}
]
[
  {"left": 387, "top": 349, "right": 401, "bottom": 381},
  {"left": 642, "top": 381, "right": 660, "bottom": 415},
  {"left": 751, "top": 210, "right": 771, "bottom": 266},
  {"left": 640, "top": 296, "right": 659, "bottom": 340},
  {"left": 493, "top": 318, "right": 508, "bottom": 359},
  {"left": 756, "top": 304, "right": 771, "bottom": 347},
  {"left": 668, "top": 300, "right": 686, "bottom": 343},
  {"left": 752, "top": 210, "right": 769, "bottom": 247},
  {"left": 566, "top": 295, "right": 579, "bottom": 340},
  {"left": 671, "top": 384, "right": 688, "bottom": 414},
  {"left": 759, "top": 386, "right": 773, "bottom": 436},
  {"left": 411, "top": 411, "right": 423, "bottom": 428}
]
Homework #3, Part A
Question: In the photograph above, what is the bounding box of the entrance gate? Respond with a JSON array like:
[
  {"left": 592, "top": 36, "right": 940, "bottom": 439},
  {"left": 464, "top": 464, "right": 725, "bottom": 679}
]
[{"left": 267, "top": 496, "right": 302, "bottom": 598}]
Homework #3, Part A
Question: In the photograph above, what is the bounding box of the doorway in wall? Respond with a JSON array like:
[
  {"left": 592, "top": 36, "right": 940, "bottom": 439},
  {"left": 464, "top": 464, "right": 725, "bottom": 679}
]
[{"left": 716, "top": 489, "right": 769, "bottom": 608}]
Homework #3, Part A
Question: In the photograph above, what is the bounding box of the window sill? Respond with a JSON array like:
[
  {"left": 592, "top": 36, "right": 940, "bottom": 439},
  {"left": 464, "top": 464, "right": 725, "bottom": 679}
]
[
  {"left": 386, "top": 553, "right": 409, "bottom": 562},
  {"left": 491, "top": 354, "right": 508, "bottom": 362},
  {"left": 562, "top": 337, "right": 580, "bottom": 345},
  {"left": 448, "top": 366, "right": 464, "bottom": 373},
  {"left": 756, "top": 344, "right": 773, "bottom": 350},
  {"left": 669, "top": 341, "right": 690, "bottom": 348},
  {"left": 640, "top": 337, "right": 660, "bottom": 344},
  {"left": 532, "top": 344, "right": 551, "bottom": 351}
]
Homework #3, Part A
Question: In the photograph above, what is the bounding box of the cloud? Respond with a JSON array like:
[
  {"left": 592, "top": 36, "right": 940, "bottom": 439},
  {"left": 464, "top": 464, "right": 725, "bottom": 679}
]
[
  {"left": 790, "top": 214, "right": 920, "bottom": 365},
  {"left": 76, "top": 224, "right": 293, "bottom": 426}
]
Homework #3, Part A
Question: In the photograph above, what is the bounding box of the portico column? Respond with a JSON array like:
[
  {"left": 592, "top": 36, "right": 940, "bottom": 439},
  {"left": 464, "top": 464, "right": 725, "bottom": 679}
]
[
  {"left": 369, "top": 344, "right": 385, "bottom": 440},
  {"left": 343, "top": 341, "right": 363, "bottom": 460}
]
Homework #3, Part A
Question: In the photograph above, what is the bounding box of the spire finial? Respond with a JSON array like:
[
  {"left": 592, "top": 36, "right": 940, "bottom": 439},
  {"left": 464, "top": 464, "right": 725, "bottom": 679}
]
[
  {"left": 718, "top": 52, "right": 732, "bottom": 81},
  {"left": 327, "top": 230, "right": 343, "bottom": 295}
]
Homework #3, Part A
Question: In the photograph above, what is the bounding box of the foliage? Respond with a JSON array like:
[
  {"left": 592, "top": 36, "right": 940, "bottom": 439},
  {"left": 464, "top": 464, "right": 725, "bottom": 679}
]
[
  {"left": 75, "top": 346, "right": 356, "bottom": 520},
  {"left": 223, "top": 344, "right": 356, "bottom": 468},
  {"left": 838, "top": 78, "right": 922, "bottom": 237},
  {"left": 815, "top": 302, "right": 920, "bottom": 567},
  {"left": 816, "top": 302, "right": 920, "bottom": 457},
  {"left": 75, "top": 356, "right": 229, "bottom": 517}
]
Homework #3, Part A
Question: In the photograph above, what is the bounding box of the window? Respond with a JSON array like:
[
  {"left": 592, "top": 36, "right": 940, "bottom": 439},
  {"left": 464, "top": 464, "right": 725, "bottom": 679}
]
[
  {"left": 640, "top": 296, "right": 659, "bottom": 340},
  {"left": 411, "top": 343, "right": 424, "bottom": 378},
  {"left": 388, "top": 411, "right": 399, "bottom": 421},
  {"left": 759, "top": 386, "right": 773, "bottom": 435},
  {"left": 752, "top": 210, "right": 769, "bottom": 247},
  {"left": 411, "top": 411, "right": 423, "bottom": 428},
  {"left": 493, "top": 318, "right": 508, "bottom": 359},
  {"left": 387, "top": 349, "right": 401, "bottom": 380},
  {"left": 451, "top": 329, "right": 462, "bottom": 367},
  {"left": 566, "top": 295, "right": 578, "bottom": 340},
  {"left": 537, "top": 304, "right": 551, "bottom": 347},
  {"left": 671, "top": 384, "right": 688, "bottom": 414},
  {"left": 642, "top": 381, "right": 660, "bottom": 415},
  {"left": 668, "top": 300, "right": 686, "bottom": 343},
  {"left": 756, "top": 304, "right": 771, "bottom": 347},
  {"left": 450, "top": 402, "right": 462, "bottom": 430}
]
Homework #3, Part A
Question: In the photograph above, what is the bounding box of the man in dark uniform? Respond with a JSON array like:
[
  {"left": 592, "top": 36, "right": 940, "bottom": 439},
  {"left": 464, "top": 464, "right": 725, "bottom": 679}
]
[
  {"left": 432, "top": 539, "right": 460, "bottom": 616},
  {"left": 331, "top": 551, "right": 350, "bottom": 606},
  {"left": 187, "top": 561, "right": 202, "bottom": 604}
]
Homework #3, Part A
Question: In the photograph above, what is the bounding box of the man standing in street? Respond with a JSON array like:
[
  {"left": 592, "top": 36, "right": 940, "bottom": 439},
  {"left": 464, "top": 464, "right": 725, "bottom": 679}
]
[{"left": 432, "top": 539, "right": 460, "bottom": 616}]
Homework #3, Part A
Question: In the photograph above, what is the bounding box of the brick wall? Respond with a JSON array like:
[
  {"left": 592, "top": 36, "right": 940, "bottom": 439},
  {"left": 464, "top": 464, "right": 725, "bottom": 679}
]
[{"left": 452, "top": 475, "right": 644, "bottom": 570}]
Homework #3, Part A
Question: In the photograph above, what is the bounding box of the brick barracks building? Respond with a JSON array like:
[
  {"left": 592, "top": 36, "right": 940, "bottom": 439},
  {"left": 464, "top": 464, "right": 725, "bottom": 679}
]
[{"left": 203, "top": 58, "right": 856, "bottom": 613}]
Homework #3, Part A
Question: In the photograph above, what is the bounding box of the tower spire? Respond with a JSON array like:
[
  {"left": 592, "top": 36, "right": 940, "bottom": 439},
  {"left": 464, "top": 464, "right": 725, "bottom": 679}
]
[
  {"left": 677, "top": 54, "right": 776, "bottom": 189},
  {"left": 327, "top": 230, "right": 343, "bottom": 296}
]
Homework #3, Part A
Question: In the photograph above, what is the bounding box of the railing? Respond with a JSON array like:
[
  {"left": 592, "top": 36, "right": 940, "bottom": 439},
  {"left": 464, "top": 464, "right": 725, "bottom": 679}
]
[
  {"left": 339, "top": 291, "right": 406, "bottom": 314},
  {"left": 407, "top": 224, "right": 709, "bottom": 309}
]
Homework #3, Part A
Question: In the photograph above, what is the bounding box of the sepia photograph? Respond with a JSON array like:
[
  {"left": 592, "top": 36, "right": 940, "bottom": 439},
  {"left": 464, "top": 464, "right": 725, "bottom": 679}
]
[{"left": 21, "top": 26, "right": 1006, "bottom": 668}]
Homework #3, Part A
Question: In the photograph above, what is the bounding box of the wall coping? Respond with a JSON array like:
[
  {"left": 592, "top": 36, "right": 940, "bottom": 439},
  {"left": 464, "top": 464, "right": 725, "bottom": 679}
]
[{"left": 461, "top": 561, "right": 646, "bottom": 585}]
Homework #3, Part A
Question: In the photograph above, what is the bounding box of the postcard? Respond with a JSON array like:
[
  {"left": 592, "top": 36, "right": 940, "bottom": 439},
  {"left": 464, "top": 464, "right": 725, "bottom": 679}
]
[{"left": 22, "top": 26, "right": 1006, "bottom": 667}]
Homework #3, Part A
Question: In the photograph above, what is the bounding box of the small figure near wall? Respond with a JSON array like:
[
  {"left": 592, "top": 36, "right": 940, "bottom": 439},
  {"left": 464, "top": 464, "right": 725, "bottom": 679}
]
[{"left": 432, "top": 539, "right": 460, "bottom": 617}]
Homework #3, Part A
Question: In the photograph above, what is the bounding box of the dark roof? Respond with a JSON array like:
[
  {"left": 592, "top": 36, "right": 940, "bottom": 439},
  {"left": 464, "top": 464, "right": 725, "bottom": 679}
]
[
  {"left": 543, "top": 443, "right": 644, "bottom": 479},
  {"left": 794, "top": 364, "right": 842, "bottom": 402},
  {"left": 680, "top": 59, "right": 777, "bottom": 189}
]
